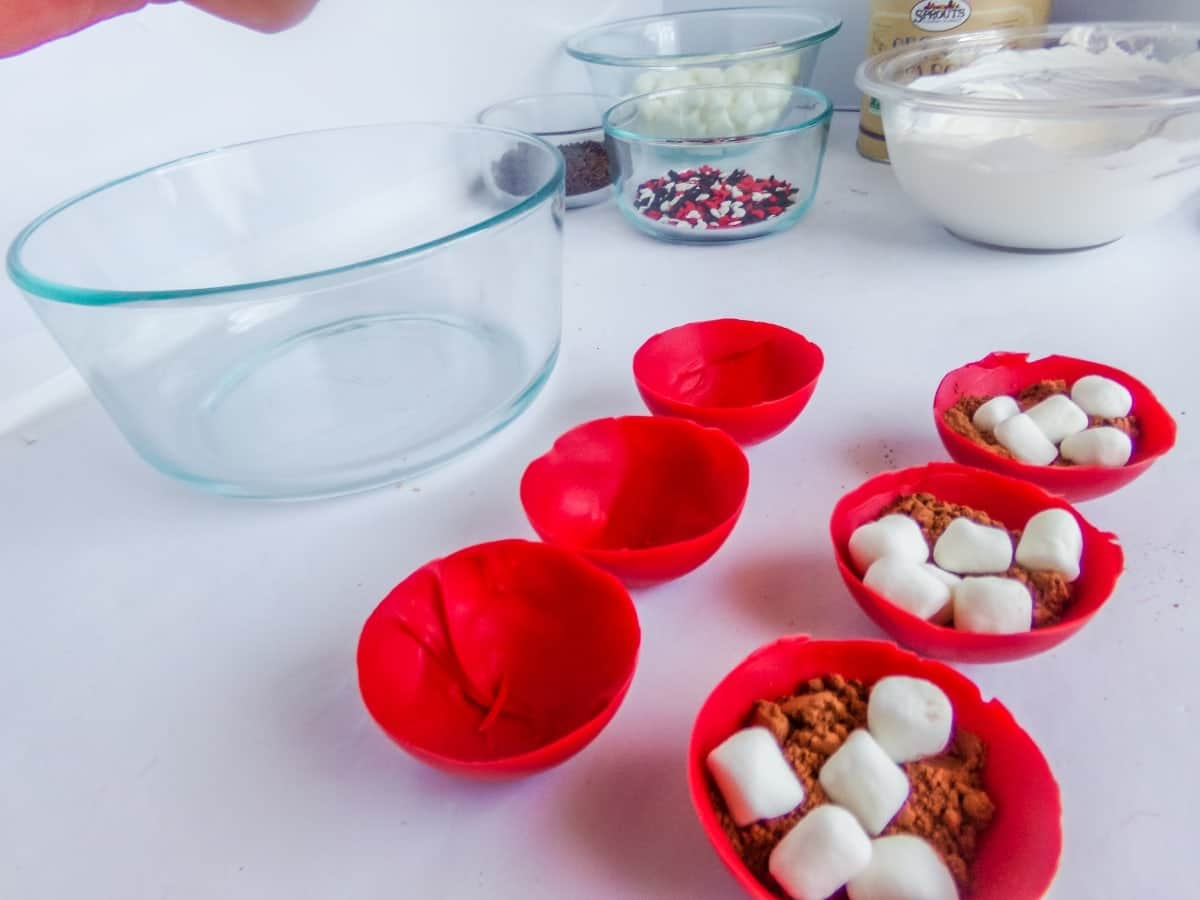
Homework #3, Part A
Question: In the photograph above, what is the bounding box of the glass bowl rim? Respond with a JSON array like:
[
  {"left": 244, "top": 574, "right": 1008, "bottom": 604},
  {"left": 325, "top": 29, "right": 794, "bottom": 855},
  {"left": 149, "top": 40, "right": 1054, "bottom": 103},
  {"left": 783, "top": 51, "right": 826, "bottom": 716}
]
[
  {"left": 564, "top": 5, "right": 842, "bottom": 68},
  {"left": 602, "top": 83, "right": 832, "bottom": 145},
  {"left": 7, "top": 121, "right": 565, "bottom": 307},
  {"left": 476, "top": 92, "right": 623, "bottom": 138},
  {"left": 855, "top": 21, "right": 1200, "bottom": 119}
]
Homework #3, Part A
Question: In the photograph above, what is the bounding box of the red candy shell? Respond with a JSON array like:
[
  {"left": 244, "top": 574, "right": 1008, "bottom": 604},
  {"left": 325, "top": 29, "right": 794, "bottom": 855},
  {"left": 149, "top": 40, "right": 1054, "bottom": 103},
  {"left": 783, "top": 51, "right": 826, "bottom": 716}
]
[
  {"left": 934, "top": 351, "right": 1176, "bottom": 501},
  {"left": 357, "top": 539, "right": 640, "bottom": 777},
  {"left": 689, "top": 636, "right": 1062, "bottom": 900},
  {"left": 520, "top": 416, "right": 750, "bottom": 586},
  {"left": 633, "top": 318, "right": 824, "bottom": 445},
  {"left": 830, "top": 462, "right": 1123, "bottom": 663}
]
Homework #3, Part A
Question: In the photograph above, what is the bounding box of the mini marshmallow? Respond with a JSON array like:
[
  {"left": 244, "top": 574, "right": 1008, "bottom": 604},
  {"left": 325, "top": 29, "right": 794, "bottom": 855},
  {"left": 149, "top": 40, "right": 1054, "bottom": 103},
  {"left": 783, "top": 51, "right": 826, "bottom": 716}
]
[
  {"left": 847, "top": 835, "right": 960, "bottom": 900},
  {"left": 769, "top": 805, "right": 873, "bottom": 900},
  {"left": 1025, "top": 394, "right": 1089, "bottom": 444},
  {"left": 1072, "top": 374, "right": 1133, "bottom": 418},
  {"left": 994, "top": 413, "right": 1059, "bottom": 466},
  {"left": 932, "top": 518, "right": 1013, "bottom": 575},
  {"left": 743, "top": 111, "right": 769, "bottom": 133},
  {"left": 759, "top": 66, "right": 793, "bottom": 86},
  {"left": 707, "top": 727, "right": 806, "bottom": 827},
  {"left": 867, "top": 676, "right": 954, "bottom": 764},
  {"left": 1060, "top": 426, "right": 1133, "bottom": 467},
  {"left": 953, "top": 576, "right": 1033, "bottom": 634},
  {"left": 723, "top": 62, "right": 754, "bottom": 83},
  {"left": 656, "top": 69, "right": 689, "bottom": 89},
  {"left": 705, "top": 109, "right": 736, "bottom": 137},
  {"left": 702, "top": 86, "right": 735, "bottom": 112},
  {"left": 864, "top": 558, "right": 953, "bottom": 624},
  {"left": 971, "top": 395, "right": 1019, "bottom": 432},
  {"left": 632, "top": 71, "right": 661, "bottom": 94},
  {"left": 729, "top": 100, "right": 758, "bottom": 131},
  {"left": 922, "top": 564, "right": 962, "bottom": 588},
  {"left": 1015, "top": 508, "right": 1083, "bottom": 581},
  {"left": 819, "top": 730, "right": 910, "bottom": 836},
  {"left": 848, "top": 515, "right": 929, "bottom": 573}
]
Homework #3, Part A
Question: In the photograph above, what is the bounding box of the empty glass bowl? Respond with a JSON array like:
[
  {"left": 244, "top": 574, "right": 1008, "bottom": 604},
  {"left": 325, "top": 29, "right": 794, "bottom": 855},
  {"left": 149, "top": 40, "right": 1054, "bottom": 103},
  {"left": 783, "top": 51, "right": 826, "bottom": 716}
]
[
  {"left": 603, "top": 84, "right": 832, "bottom": 242},
  {"left": 566, "top": 6, "right": 841, "bottom": 100},
  {"left": 478, "top": 93, "right": 619, "bottom": 208},
  {"left": 7, "top": 123, "right": 565, "bottom": 499}
]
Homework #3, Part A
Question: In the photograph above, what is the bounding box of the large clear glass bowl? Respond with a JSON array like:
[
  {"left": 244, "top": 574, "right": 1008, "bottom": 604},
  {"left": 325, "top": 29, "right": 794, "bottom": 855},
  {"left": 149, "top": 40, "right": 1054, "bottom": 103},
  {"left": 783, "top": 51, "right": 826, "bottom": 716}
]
[
  {"left": 565, "top": 6, "right": 841, "bottom": 100},
  {"left": 7, "top": 124, "right": 564, "bottom": 499},
  {"left": 856, "top": 23, "right": 1200, "bottom": 251}
]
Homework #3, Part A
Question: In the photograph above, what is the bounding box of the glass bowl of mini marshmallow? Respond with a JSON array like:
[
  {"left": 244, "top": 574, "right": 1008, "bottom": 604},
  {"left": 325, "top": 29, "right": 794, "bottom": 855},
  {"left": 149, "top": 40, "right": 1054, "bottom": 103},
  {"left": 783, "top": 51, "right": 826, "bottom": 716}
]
[
  {"left": 566, "top": 6, "right": 841, "bottom": 101},
  {"left": 855, "top": 23, "right": 1200, "bottom": 251}
]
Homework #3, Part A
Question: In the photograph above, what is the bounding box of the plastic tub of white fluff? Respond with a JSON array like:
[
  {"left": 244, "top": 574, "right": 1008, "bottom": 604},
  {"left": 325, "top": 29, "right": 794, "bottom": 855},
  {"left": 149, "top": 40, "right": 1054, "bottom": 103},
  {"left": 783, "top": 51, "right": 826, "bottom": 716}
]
[{"left": 855, "top": 23, "right": 1200, "bottom": 251}]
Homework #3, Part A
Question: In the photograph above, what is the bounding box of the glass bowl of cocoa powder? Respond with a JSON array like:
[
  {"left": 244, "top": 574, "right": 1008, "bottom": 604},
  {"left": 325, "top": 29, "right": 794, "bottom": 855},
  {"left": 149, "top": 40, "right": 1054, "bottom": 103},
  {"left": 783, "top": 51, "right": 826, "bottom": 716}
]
[
  {"left": 479, "top": 93, "right": 618, "bottom": 208},
  {"left": 934, "top": 352, "right": 1177, "bottom": 502},
  {"left": 689, "top": 635, "right": 1062, "bottom": 899},
  {"left": 829, "top": 462, "right": 1124, "bottom": 664}
]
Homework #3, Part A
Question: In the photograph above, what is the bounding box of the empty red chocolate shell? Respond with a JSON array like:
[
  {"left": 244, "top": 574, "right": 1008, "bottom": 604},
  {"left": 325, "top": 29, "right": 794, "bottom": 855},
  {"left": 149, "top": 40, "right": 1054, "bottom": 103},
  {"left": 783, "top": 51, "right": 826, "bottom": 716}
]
[
  {"left": 689, "top": 636, "right": 1062, "bottom": 900},
  {"left": 520, "top": 416, "right": 750, "bottom": 586},
  {"left": 633, "top": 318, "right": 824, "bottom": 445},
  {"left": 357, "top": 539, "right": 640, "bottom": 777},
  {"left": 934, "top": 351, "right": 1176, "bottom": 502},
  {"left": 830, "top": 462, "right": 1123, "bottom": 664}
]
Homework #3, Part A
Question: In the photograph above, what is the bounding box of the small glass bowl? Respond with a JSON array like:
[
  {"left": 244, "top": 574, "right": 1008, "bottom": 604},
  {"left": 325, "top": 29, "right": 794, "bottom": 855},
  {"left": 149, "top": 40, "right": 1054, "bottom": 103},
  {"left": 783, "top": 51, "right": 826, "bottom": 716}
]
[
  {"left": 478, "top": 93, "right": 619, "bottom": 208},
  {"left": 603, "top": 84, "right": 831, "bottom": 243},
  {"left": 565, "top": 6, "right": 841, "bottom": 100}
]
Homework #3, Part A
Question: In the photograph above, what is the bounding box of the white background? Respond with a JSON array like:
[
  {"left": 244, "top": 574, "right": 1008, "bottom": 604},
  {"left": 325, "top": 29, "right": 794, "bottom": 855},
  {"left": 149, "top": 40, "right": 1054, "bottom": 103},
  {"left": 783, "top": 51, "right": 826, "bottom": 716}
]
[{"left": 2, "top": 3, "right": 1199, "bottom": 899}]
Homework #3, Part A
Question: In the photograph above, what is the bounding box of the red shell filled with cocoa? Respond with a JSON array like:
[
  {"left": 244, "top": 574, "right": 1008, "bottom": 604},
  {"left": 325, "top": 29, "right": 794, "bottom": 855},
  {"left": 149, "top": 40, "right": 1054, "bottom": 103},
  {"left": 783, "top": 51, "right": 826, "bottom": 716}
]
[
  {"left": 830, "top": 462, "right": 1124, "bottom": 664},
  {"left": 934, "top": 351, "right": 1176, "bottom": 502},
  {"left": 520, "top": 416, "right": 750, "bottom": 585},
  {"left": 357, "top": 539, "right": 640, "bottom": 777},
  {"left": 689, "top": 636, "right": 1062, "bottom": 900}
]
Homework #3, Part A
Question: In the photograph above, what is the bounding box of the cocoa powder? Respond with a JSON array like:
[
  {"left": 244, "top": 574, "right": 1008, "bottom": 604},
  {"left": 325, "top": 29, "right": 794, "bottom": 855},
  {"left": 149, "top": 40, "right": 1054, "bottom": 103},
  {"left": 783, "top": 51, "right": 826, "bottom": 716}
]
[
  {"left": 711, "top": 674, "right": 994, "bottom": 896},
  {"left": 943, "top": 378, "right": 1140, "bottom": 466},
  {"left": 885, "top": 492, "right": 1073, "bottom": 627}
]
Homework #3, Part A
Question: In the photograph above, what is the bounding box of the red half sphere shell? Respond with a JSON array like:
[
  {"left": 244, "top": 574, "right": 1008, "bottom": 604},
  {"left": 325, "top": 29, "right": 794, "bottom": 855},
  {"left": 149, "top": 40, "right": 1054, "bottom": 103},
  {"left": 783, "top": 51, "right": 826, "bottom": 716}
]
[
  {"left": 934, "top": 351, "right": 1176, "bottom": 501},
  {"left": 633, "top": 318, "right": 824, "bottom": 445},
  {"left": 830, "top": 462, "right": 1123, "bottom": 663},
  {"left": 689, "top": 636, "right": 1062, "bottom": 900},
  {"left": 357, "top": 539, "right": 640, "bottom": 777},
  {"left": 520, "top": 416, "right": 750, "bottom": 586}
]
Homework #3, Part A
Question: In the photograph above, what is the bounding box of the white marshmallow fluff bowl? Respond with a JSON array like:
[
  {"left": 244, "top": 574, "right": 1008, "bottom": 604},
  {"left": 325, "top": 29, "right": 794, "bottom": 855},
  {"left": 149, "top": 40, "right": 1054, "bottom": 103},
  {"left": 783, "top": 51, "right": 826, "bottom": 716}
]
[{"left": 855, "top": 23, "right": 1200, "bottom": 251}]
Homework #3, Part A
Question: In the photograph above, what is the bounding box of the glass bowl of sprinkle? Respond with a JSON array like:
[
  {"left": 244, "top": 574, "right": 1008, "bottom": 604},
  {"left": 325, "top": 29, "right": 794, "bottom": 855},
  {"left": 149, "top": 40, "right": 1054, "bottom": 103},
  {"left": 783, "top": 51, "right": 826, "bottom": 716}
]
[
  {"left": 479, "top": 93, "right": 619, "bottom": 208},
  {"left": 602, "top": 83, "right": 832, "bottom": 242}
]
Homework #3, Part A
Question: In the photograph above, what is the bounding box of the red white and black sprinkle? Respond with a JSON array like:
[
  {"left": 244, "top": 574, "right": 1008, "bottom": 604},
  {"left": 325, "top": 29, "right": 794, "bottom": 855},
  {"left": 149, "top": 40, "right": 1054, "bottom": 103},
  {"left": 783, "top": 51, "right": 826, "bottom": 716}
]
[{"left": 632, "top": 165, "right": 799, "bottom": 230}]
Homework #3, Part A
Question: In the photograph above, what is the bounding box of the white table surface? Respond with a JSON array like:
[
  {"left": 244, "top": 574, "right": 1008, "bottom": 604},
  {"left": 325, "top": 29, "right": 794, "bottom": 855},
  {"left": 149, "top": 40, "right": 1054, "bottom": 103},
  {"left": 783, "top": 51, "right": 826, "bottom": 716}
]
[{"left": 2, "top": 113, "right": 1197, "bottom": 899}]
